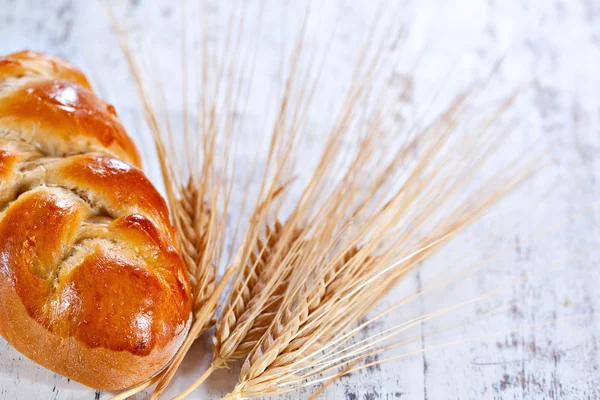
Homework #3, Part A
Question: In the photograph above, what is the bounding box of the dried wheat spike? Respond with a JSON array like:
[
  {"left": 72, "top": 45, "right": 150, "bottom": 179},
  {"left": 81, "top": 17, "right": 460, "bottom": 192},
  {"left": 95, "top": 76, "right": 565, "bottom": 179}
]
[
  {"left": 232, "top": 227, "right": 310, "bottom": 358},
  {"left": 213, "top": 220, "right": 304, "bottom": 364},
  {"left": 175, "top": 179, "right": 217, "bottom": 322},
  {"left": 236, "top": 247, "right": 364, "bottom": 387},
  {"left": 232, "top": 273, "right": 289, "bottom": 358}
]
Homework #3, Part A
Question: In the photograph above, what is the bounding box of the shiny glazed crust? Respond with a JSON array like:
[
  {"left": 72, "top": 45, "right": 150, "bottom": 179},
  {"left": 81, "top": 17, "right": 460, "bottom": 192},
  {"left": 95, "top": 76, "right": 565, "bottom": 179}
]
[{"left": 0, "top": 51, "right": 192, "bottom": 390}]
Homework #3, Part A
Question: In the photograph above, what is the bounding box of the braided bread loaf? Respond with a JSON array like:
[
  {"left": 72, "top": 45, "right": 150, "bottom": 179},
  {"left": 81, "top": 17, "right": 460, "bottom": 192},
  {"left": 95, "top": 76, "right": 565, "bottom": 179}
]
[{"left": 0, "top": 51, "right": 192, "bottom": 390}]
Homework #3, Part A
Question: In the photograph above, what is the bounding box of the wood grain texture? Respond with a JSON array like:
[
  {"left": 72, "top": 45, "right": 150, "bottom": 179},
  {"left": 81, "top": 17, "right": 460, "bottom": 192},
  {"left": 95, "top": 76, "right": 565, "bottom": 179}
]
[{"left": 0, "top": 0, "right": 598, "bottom": 399}]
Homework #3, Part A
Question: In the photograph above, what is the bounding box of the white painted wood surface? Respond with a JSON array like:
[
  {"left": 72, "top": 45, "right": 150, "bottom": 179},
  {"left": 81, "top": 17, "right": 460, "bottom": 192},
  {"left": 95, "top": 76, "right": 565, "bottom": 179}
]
[{"left": 0, "top": 0, "right": 599, "bottom": 399}]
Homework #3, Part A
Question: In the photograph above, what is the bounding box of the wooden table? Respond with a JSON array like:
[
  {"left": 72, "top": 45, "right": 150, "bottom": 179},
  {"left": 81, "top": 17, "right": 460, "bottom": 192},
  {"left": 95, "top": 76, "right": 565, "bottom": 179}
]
[{"left": 0, "top": 0, "right": 598, "bottom": 398}]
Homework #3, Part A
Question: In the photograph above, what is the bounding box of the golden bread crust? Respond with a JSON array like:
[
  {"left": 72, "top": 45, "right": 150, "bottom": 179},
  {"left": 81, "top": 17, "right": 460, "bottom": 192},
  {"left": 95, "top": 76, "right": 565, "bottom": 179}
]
[{"left": 0, "top": 51, "right": 192, "bottom": 390}]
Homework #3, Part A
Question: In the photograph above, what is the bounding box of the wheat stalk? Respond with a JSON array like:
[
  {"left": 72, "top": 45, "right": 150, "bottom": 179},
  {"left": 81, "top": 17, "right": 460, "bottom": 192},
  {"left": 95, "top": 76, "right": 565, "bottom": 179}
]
[
  {"left": 211, "top": 220, "right": 302, "bottom": 363},
  {"left": 106, "top": 1, "right": 245, "bottom": 397},
  {"left": 112, "top": 0, "right": 320, "bottom": 395},
  {"left": 228, "top": 221, "right": 305, "bottom": 358},
  {"left": 176, "top": 179, "right": 217, "bottom": 324},
  {"left": 171, "top": 8, "right": 406, "bottom": 398},
  {"left": 210, "top": 70, "right": 536, "bottom": 398},
  {"left": 105, "top": 1, "right": 544, "bottom": 398}
]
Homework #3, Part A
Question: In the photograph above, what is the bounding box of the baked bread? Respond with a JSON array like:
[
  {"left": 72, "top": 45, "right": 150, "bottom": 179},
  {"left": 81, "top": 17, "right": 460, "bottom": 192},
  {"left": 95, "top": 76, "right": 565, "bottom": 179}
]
[{"left": 0, "top": 51, "right": 192, "bottom": 390}]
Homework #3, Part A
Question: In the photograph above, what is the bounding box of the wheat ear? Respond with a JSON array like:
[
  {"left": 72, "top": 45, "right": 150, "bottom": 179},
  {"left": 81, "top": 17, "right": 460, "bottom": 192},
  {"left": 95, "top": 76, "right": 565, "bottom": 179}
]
[
  {"left": 217, "top": 68, "right": 536, "bottom": 397},
  {"left": 176, "top": 179, "right": 217, "bottom": 326},
  {"left": 229, "top": 221, "right": 305, "bottom": 358},
  {"left": 107, "top": 3, "right": 237, "bottom": 398},
  {"left": 174, "top": 5, "right": 409, "bottom": 398}
]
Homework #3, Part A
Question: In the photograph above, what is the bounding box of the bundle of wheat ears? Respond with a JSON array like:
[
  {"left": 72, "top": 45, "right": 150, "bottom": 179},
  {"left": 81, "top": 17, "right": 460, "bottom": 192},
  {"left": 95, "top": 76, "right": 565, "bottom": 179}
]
[{"left": 101, "top": 1, "right": 594, "bottom": 399}]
